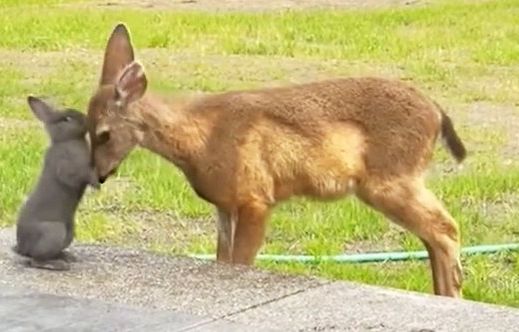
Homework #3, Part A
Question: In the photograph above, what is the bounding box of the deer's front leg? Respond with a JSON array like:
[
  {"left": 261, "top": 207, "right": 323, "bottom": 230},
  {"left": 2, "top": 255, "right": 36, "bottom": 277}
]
[
  {"left": 232, "top": 202, "right": 270, "bottom": 265},
  {"left": 216, "top": 208, "right": 236, "bottom": 264}
]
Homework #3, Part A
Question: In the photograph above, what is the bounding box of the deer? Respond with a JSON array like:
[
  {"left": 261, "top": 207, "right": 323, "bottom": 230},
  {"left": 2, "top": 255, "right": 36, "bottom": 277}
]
[{"left": 86, "top": 23, "right": 467, "bottom": 298}]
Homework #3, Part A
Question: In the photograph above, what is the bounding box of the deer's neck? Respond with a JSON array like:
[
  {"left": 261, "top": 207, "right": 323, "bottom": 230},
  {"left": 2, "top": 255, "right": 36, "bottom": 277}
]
[{"left": 129, "top": 93, "right": 208, "bottom": 170}]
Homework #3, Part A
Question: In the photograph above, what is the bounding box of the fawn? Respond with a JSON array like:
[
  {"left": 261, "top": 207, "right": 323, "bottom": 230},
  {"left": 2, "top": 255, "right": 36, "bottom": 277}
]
[{"left": 87, "top": 24, "right": 466, "bottom": 298}]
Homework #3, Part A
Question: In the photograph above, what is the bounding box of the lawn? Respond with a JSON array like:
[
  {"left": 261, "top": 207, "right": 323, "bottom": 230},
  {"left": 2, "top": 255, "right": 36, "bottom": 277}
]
[{"left": 1, "top": 0, "right": 518, "bottom": 306}]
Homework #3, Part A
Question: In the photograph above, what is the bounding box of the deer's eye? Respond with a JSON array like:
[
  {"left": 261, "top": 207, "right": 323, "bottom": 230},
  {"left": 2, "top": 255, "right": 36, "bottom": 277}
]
[{"left": 97, "top": 129, "right": 111, "bottom": 145}]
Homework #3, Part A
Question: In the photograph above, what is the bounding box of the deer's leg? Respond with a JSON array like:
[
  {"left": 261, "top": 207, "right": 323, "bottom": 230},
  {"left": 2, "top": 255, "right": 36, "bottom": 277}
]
[
  {"left": 216, "top": 208, "right": 236, "bottom": 264},
  {"left": 421, "top": 241, "right": 441, "bottom": 295},
  {"left": 231, "top": 201, "right": 270, "bottom": 265},
  {"left": 357, "top": 178, "right": 462, "bottom": 298}
]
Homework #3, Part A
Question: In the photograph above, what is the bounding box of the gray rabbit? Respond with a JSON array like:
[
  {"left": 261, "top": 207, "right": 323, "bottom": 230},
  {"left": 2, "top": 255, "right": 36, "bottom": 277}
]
[{"left": 13, "top": 96, "right": 99, "bottom": 271}]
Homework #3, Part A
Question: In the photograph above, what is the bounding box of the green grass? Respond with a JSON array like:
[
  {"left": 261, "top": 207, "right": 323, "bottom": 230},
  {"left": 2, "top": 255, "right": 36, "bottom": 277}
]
[{"left": 1, "top": 0, "right": 519, "bottom": 307}]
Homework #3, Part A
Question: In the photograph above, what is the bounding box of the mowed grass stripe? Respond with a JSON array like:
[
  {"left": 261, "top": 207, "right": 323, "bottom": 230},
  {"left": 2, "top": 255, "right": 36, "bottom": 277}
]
[{"left": 0, "top": 1, "right": 517, "bottom": 66}]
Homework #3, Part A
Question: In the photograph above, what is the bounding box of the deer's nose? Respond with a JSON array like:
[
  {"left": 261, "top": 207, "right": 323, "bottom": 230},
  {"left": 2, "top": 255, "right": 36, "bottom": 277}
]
[{"left": 99, "top": 167, "right": 117, "bottom": 183}]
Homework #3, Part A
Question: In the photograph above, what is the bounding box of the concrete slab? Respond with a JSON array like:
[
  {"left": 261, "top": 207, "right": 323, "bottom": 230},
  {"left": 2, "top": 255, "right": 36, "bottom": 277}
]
[
  {"left": 0, "top": 227, "right": 324, "bottom": 319},
  {"left": 3, "top": 226, "right": 519, "bottom": 332},
  {"left": 229, "top": 282, "right": 519, "bottom": 331},
  {"left": 0, "top": 286, "right": 254, "bottom": 332}
]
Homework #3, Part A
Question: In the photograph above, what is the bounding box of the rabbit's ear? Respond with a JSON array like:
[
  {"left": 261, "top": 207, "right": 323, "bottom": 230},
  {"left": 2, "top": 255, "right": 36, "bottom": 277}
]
[{"left": 27, "top": 96, "right": 54, "bottom": 123}]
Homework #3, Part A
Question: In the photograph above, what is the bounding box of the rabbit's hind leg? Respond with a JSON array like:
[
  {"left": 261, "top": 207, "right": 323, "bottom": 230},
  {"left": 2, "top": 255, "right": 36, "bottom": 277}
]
[{"left": 24, "top": 221, "right": 70, "bottom": 271}]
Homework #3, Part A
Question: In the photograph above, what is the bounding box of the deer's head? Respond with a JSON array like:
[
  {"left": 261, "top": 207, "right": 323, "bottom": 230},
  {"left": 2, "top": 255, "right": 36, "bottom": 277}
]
[{"left": 87, "top": 23, "right": 148, "bottom": 183}]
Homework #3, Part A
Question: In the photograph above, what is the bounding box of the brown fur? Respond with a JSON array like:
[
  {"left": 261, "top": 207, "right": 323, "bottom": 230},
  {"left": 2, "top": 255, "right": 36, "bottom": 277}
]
[{"left": 87, "top": 24, "right": 467, "bottom": 298}]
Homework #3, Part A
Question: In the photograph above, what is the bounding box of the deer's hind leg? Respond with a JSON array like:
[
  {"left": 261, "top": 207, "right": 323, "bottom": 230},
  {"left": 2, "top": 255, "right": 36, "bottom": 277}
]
[
  {"left": 216, "top": 208, "right": 236, "bottom": 264},
  {"left": 356, "top": 176, "right": 462, "bottom": 298}
]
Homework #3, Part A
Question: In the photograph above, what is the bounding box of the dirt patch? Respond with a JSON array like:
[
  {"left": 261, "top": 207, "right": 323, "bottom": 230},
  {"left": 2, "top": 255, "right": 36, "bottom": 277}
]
[
  {"left": 110, "top": 209, "right": 214, "bottom": 253},
  {"left": 0, "top": 48, "right": 405, "bottom": 92},
  {"left": 343, "top": 223, "right": 407, "bottom": 254},
  {"left": 73, "top": 0, "right": 430, "bottom": 12},
  {"left": 142, "top": 52, "right": 407, "bottom": 92},
  {"left": 78, "top": 176, "right": 216, "bottom": 253},
  {"left": 0, "top": 49, "right": 97, "bottom": 87}
]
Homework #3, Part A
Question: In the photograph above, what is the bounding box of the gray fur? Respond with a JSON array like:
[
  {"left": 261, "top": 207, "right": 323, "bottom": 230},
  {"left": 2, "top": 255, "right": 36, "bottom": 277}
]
[{"left": 13, "top": 96, "right": 99, "bottom": 271}]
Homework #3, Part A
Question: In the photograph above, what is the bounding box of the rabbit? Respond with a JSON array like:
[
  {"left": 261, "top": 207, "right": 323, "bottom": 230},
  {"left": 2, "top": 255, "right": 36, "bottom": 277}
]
[{"left": 13, "top": 96, "right": 99, "bottom": 271}]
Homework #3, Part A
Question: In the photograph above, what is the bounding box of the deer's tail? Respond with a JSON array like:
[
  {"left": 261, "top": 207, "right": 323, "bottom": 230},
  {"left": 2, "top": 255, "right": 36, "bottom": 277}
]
[{"left": 438, "top": 108, "right": 467, "bottom": 163}]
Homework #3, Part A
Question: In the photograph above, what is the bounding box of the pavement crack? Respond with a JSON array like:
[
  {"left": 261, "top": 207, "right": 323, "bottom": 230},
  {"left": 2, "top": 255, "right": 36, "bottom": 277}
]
[{"left": 177, "top": 280, "right": 332, "bottom": 331}]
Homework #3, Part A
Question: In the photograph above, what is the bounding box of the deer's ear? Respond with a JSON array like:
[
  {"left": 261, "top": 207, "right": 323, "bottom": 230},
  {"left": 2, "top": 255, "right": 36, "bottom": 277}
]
[
  {"left": 115, "top": 61, "right": 147, "bottom": 105},
  {"left": 27, "top": 96, "right": 54, "bottom": 123},
  {"left": 100, "top": 23, "right": 135, "bottom": 85}
]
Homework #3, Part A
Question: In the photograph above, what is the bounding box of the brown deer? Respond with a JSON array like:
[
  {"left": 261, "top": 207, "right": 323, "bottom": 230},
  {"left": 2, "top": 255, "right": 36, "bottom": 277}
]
[{"left": 87, "top": 23, "right": 467, "bottom": 298}]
